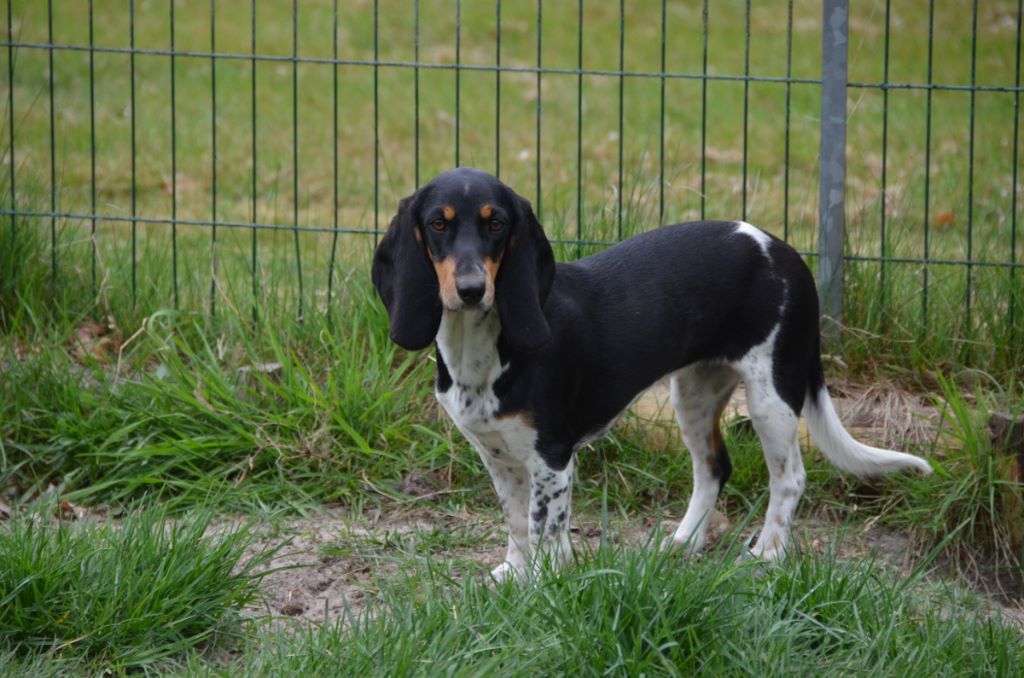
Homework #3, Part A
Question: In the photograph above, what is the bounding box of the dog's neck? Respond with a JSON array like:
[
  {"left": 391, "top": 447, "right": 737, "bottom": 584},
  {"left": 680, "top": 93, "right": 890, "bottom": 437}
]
[{"left": 435, "top": 308, "right": 503, "bottom": 389}]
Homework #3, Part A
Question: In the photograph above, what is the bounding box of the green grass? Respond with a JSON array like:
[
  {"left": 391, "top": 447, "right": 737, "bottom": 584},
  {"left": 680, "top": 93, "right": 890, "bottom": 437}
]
[
  {"left": 889, "top": 374, "right": 1024, "bottom": 579},
  {"left": 320, "top": 523, "right": 502, "bottom": 562},
  {"left": 0, "top": 505, "right": 272, "bottom": 673},
  {"left": 1, "top": 508, "right": 1020, "bottom": 675},
  {"left": 229, "top": 539, "right": 1022, "bottom": 677},
  {"left": 0, "top": 264, "right": 464, "bottom": 511}
]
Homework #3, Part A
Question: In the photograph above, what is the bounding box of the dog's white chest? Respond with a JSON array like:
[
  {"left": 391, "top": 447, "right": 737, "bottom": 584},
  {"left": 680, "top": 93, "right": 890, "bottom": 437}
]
[
  {"left": 437, "top": 382, "right": 538, "bottom": 465},
  {"left": 435, "top": 310, "right": 504, "bottom": 433},
  {"left": 434, "top": 310, "right": 536, "bottom": 459},
  {"left": 436, "top": 381, "right": 500, "bottom": 433}
]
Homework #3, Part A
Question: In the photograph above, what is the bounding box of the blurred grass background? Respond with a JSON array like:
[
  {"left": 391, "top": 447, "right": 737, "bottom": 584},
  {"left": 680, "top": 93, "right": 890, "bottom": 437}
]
[{"left": 1, "top": 1, "right": 1020, "bottom": 368}]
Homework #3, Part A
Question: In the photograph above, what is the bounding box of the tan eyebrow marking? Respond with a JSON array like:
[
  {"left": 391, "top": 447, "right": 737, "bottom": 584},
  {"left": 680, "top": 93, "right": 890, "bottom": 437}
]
[
  {"left": 443, "top": 205, "right": 456, "bottom": 221},
  {"left": 480, "top": 204, "right": 493, "bottom": 219}
]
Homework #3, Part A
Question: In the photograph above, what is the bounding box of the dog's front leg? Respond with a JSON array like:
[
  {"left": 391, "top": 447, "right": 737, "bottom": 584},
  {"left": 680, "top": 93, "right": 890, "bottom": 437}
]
[
  {"left": 473, "top": 445, "right": 531, "bottom": 582},
  {"left": 471, "top": 433, "right": 575, "bottom": 582},
  {"left": 525, "top": 453, "right": 575, "bottom": 576}
]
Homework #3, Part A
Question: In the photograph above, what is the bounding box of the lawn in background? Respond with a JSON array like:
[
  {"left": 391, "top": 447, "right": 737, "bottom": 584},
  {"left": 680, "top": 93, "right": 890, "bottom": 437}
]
[{"left": 3, "top": 0, "right": 1021, "bottom": 371}]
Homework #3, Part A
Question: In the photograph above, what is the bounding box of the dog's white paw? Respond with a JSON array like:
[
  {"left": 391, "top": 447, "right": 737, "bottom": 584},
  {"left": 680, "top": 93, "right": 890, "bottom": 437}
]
[
  {"left": 748, "top": 535, "right": 788, "bottom": 562},
  {"left": 489, "top": 561, "right": 525, "bottom": 584},
  {"left": 659, "top": 534, "right": 705, "bottom": 556}
]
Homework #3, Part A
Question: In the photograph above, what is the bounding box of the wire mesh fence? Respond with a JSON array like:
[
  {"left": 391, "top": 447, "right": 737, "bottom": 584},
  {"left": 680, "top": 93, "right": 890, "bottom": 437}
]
[{"left": 1, "top": 1, "right": 1021, "bottom": 358}]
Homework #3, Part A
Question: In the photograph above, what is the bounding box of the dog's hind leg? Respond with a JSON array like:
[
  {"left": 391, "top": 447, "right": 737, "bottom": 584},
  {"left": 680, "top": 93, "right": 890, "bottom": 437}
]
[
  {"left": 736, "top": 333, "right": 807, "bottom": 561},
  {"left": 665, "top": 364, "right": 740, "bottom": 554}
]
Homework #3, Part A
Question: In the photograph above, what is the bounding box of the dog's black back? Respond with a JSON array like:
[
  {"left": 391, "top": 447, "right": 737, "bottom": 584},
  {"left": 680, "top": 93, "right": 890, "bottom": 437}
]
[{"left": 480, "top": 221, "right": 823, "bottom": 468}]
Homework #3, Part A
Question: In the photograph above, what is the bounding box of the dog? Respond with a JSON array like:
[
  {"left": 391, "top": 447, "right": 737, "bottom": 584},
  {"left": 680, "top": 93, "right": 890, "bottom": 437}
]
[{"left": 371, "top": 167, "right": 931, "bottom": 582}]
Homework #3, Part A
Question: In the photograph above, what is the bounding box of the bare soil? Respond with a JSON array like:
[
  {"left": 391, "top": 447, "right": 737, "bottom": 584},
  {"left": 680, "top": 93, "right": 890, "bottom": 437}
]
[{"left": 239, "top": 508, "right": 507, "bottom": 624}]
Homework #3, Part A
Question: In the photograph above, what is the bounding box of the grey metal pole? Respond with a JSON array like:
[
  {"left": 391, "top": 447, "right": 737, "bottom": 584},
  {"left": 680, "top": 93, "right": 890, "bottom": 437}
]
[{"left": 819, "top": 0, "right": 849, "bottom": 340}]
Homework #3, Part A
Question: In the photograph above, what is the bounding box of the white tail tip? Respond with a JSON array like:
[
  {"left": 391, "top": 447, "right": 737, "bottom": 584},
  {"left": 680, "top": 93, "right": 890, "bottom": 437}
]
[{"left": 804, "top": 387, "right": 932, "bottom": 477}]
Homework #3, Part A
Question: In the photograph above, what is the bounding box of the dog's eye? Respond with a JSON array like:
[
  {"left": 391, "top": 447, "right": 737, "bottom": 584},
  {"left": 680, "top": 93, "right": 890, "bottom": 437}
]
[
  {"left": 430, "top": 220, "right": 447, "bottom": 232},
  {"left": 488, "top": 220, "right": 505, "bottom": 232}
]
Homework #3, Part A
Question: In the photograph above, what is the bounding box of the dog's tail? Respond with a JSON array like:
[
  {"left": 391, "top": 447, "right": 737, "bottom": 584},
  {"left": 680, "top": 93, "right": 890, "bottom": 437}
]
[{"left": 803, "top": 381, "right": 932, "bottom": 478}]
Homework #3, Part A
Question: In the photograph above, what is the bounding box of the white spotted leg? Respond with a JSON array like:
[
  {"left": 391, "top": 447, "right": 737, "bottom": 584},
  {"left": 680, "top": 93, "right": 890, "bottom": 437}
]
[
  {"left": 525, "top": 454, "right": 574, "bottom": 576},
  {"left": 468, "top": 435, "right": 532, "bottom": 582},
  {"left": 473, "top": 444, "right": 574, "bottom": 582},
  {"left": 665, "top": 364, "right": 739, "bottom": 554}
]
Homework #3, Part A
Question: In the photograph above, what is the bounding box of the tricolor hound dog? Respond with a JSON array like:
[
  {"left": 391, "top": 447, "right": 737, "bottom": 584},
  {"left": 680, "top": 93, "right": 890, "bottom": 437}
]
[{"left": 372, "top": 167, "right": 931, "bottom": 582}]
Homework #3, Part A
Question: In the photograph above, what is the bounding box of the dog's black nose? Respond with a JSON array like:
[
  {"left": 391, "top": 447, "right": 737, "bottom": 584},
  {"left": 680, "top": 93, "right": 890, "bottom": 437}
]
[{"left": 456, "top": 277, "right": 487, "bottom": 305}]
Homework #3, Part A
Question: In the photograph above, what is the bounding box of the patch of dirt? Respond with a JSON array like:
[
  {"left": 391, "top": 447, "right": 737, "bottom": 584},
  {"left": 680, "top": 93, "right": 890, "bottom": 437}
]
[
  {"left": 238, "top": 508, "right": 508, "bottom": 626},
  {"left": 834, "top": 381, "right": 944, "bottom": 449},
  {"left": 239, "top": 517, "right": 367, "bottom": 624},
  {"left": 238, "top": 503, "right": 696, "bottom": 627}
]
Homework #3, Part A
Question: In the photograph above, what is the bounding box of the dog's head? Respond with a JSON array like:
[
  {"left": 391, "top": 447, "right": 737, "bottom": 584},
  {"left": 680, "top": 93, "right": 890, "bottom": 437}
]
[{"left": 372, "top": 167, "right": 555, "bottom": 352}]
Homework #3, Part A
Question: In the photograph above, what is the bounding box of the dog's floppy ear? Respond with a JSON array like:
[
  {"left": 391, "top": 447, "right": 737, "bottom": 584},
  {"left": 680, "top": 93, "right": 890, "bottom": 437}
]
[
  {"left": 371, "top": 191, "right": 442, "bottom": 350},
  {"left": 496, "top": 195, "right": 555, "bottom": 352}
]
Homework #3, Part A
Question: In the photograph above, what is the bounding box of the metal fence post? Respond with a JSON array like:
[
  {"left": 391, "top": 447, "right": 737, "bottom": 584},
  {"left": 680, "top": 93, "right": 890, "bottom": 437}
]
[{"left": 819, "top": 0, "right": 849, "bottom": 340}]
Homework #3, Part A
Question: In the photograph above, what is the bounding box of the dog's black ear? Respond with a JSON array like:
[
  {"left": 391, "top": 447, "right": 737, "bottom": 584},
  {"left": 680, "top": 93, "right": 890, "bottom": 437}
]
[
  {"left": 371, "top": 192, "right": 442, "bottom": 350},
  {"left": 496, "top": 195, "right": 555, "bottom": 352}
]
